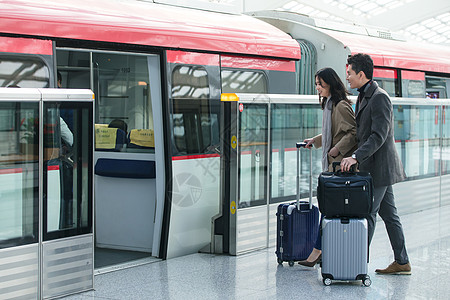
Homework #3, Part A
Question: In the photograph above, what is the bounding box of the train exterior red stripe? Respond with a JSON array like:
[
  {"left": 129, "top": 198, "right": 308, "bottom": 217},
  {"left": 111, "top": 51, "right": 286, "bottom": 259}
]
[
  {"left": 0, "top": 168, "right": 23, "bottom": 175},
  {"left": 0, "top": 0, "right": 300, "bottom": 60},
  {"left": 323, "top": 29, "right": 450, "bottom": 74},
  {"left": 0, "top": 36, "right": 53, "bottom": 55},
  {"left": 167, "top": 50, "right": 220, "bottom": 66},
  {"left": 166, "top": 52, "right": 296, "bottom": 72},
  {"left": 172, "top": 154, "right": 221, "bottom": 160},
  {"left": 47, "top": 165, "right": 60, "bottom": 171},
  {"left": 402, "top": 70, "right": 425, "bottom": 81},
  {"left": 221, "top": 55, "right": 296, "bottom": 72},
  {"left": 374, "top": 68, "right": 397, "bottom": 79}
]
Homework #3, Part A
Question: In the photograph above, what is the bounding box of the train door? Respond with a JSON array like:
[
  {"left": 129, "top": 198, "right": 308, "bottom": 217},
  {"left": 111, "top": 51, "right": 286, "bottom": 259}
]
[
  {"left": 56, "top": 49, "right": 164, "bottom": 269},
  {"left": 0, "top": 87, "right": 94, "bottom": 300},
  {"left": 232, "top": 98, "right": 270, "bottom": 255},
  {"left": 42, "top": 90, "right": 94, "bottom": 298},
  {"left": 165, "top": 51, "right": 222, "bottom": 258}
]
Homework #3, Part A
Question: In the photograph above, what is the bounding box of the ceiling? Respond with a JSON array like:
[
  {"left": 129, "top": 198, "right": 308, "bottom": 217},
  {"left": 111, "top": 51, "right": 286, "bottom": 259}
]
[
  {"left": 246, "top": 0, "right": 450, "bottom": 46},
  {"left": 153, "top": 0, "right": 450, "bottom": 46}
]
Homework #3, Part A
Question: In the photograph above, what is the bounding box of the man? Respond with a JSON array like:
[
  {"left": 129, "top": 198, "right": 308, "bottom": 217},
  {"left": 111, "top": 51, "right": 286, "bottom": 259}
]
[{"left": 341, "top": 53, "right": 411, "bottom": 275}]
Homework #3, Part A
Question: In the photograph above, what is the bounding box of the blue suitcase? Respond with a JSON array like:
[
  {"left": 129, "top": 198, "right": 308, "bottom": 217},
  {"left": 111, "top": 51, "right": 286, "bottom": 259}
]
[{"left": 276, "top": 142, "right": 319, "bottom": 266}]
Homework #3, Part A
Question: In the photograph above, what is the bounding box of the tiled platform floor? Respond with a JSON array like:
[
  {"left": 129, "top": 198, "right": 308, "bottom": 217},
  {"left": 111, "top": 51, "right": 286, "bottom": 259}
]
[{"left": 63, "top": 204, "right": 450, "bottom": 299}]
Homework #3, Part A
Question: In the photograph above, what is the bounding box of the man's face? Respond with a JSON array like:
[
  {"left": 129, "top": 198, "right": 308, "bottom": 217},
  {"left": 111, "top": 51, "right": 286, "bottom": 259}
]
[{"left": 346, "top": 64, "right": 362, "bottom": 90}]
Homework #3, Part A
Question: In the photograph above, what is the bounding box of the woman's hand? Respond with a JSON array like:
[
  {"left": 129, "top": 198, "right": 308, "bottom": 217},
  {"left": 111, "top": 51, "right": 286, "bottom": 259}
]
[{"left": 303, "top": 138, "right": 314, "bottom": 149}]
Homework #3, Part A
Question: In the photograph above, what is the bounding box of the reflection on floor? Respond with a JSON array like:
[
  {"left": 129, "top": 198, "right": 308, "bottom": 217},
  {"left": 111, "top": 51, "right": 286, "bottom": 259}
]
[
  {"left": 66, "top": 205, "right": 450, "bottom": 299},
  {"left": 95, "top": 247, "right": 157, "bottom": 271}
]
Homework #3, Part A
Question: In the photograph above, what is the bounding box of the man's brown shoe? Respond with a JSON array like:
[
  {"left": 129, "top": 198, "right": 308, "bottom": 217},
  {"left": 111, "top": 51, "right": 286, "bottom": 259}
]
[{"left": 375, "top": 261, "right": 411, "bottom": 275}]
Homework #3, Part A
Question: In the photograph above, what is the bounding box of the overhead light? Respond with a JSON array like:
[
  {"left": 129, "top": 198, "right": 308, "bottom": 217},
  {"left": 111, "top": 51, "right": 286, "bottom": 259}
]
[{"left": 282, "top": 1, "right": 298, "bottom": 10}]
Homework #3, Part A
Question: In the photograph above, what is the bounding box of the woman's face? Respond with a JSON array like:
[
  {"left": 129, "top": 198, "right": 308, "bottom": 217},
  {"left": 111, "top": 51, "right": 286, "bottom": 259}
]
[{"left": 315, "top": 76, "right": 331, "bottom": 98}]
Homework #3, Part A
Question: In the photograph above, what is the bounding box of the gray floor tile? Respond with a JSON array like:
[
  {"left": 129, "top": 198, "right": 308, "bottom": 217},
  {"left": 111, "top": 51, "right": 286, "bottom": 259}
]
[{"left": 61, "top": 205, "right": 450, "bottom": 300}]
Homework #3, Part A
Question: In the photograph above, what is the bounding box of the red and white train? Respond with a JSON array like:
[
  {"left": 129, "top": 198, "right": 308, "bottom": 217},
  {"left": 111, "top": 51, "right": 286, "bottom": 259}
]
[{"left": 0, "top": 1, "right": 449, "bottom": 299}]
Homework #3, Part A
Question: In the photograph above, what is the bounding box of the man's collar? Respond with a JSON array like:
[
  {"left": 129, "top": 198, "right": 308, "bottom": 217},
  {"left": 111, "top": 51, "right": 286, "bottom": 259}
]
[{"left": 357, "top": 80, "right": 373, "bottom": 93}]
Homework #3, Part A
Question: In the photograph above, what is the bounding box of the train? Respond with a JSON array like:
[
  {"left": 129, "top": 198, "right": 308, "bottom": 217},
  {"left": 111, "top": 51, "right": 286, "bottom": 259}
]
[{"left": 0, "top": 1, "right": 449, "bottom": 298}]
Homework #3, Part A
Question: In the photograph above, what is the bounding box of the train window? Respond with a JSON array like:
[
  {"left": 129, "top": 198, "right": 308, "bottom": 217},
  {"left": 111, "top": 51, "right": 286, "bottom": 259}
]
[
  {"left": 94, "top": 53, "right": 155, "bottom": 152},
  {"left": 0, "top": 102, "right": 39, "bottom": 249},
  {"left": 0, "top": 56, "right": 50, "bottom": 88},
  {"left": 373, "top": 68, "right": 397, "bottom": 97},
  {"left": 56, "top": 51, "right": 91, "bottom": 89},
  {"left": 239, "top": 104, "right": 268, "bottom": 208},
  {"left": 221, "top": 70, "right": 267, "bottom": 93},
  {"left": 401, "top": 70, "right": 426, "bottom": 98},
  {"left": 171, "top": 65, "right": 218, "bottom": 155},
  {"left": 270, "top": 103, "right": 322, "bottom": 203},
  {"left": 426, "top": 76, "right": 449, "bottom": 98},
  {"left": 380, "top": 80, "right": 396, "bottom": 97},
  {"left": 172, "top": 66, "right": 209, "bottom": 98},
  {"left": 44, "top": 102, "right": 93, "bottom": 240},
  {"left": 57, "top": 50, "right": 156, "bottom": 153},
  {"left": 443, "top": 105, "right": 450, "bottom": 176},
  {"left": 393, "top": 104, "right": 440, "bottom": 179}
]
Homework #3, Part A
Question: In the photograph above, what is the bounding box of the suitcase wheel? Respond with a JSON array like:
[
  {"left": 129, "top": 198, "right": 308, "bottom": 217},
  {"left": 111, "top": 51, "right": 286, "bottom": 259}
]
[
  {"left": 363, "top": 276, "right": 371, "bottom": 287},
  {"left": 323, "top": 278, "right": 332, "bottom": 286},
  {"left": 277, "top": 258, "right": 283, "bottom": 265},
  {"left": 288, "top": 261, "right": 294, "bottom": 267}
]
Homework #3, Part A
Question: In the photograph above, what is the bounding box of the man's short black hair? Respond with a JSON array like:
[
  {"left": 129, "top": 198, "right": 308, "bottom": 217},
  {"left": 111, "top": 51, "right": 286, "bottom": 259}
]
[{"left": 347, "top": 53, "right": 374, "bottom": 80}]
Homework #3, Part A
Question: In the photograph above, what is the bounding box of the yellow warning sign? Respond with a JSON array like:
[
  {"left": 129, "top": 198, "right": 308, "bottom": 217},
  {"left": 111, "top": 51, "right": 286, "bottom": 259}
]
[
  {"left": 230, "top": 201, "right": 236, "bottom": 214},
  {"left": 231, "top": 135, "right": 237, "bottom": 149}
]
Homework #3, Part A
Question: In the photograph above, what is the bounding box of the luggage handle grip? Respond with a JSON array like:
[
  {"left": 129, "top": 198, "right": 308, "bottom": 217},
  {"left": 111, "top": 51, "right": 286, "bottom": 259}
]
[
  {"left": 296, "top": 142, "right": 313, "bottom": 210},
  {"left": 292, "top": 201, "right": 313, "bottom": 213},
  {"left": 332, "top": 161, "right": 356, "bottom": 173},
  {"left": 296, "top": 142, "right": 307, "bottom": 148}
]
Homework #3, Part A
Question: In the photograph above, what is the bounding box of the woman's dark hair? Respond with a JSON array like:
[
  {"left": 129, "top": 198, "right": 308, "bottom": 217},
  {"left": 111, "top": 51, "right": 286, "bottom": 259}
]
[{"left": 315, "top": 67, "right": 351, "bottom": 109}]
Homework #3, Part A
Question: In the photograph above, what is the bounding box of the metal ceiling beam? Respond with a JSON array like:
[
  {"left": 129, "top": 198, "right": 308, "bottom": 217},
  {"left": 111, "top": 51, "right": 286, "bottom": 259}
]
[
  {"left": 243, "top": 0, "right": 291, "bottom": 12},
  {"left": 244, "top": 0, "right": 449, "bottom": 32},
  {"left": 243, "top": 0, "right": 366, "bottom": 23},
  {"left": 365, "top": 0, "right": 450, "bottom": 30}
]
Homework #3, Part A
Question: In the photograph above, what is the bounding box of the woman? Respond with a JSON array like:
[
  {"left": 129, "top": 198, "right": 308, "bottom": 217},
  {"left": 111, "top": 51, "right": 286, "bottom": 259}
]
[{"left": 299, "top": 67, "right": 357, "bottom": 267}]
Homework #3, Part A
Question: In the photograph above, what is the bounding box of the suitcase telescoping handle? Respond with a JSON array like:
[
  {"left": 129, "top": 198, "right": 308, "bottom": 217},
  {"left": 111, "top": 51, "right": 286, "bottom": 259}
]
[{"left": 296, "top": 142, "right": 313, "bottom": 210}]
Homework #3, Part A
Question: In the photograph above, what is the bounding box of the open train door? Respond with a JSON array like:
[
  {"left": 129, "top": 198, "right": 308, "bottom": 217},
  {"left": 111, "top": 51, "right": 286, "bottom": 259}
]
[
  {"left": 54, "top": 48, "right": 165, "bottom": 268},
  {"left": 164, "top": 50, "right": 222, "bottom": 258}
]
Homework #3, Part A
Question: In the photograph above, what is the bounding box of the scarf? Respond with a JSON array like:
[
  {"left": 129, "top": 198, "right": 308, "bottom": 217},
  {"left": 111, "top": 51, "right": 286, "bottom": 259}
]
[{"left": 322, "top": 97, "right": 333, "bottom": 172}]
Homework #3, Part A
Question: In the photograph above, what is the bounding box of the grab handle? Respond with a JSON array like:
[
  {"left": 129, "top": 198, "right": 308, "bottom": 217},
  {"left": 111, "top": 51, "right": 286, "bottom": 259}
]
[{"left": 332, "top": 161, "right": 356, "bottom": 173}]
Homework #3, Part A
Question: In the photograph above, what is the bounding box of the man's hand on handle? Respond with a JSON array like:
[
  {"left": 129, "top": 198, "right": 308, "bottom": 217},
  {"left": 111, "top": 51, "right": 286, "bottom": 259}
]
[{"left": 341, "top": 157, "right": 357, "bottom": 172}]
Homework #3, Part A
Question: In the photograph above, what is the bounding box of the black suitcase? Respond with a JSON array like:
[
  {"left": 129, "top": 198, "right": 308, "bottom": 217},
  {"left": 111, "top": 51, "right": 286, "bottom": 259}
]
[
  {"left": 275, "top": 142, "right": 319, "bottom": 266},
  {"left": 317, "top": 162, "right": 373, "bottom": 218}
]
